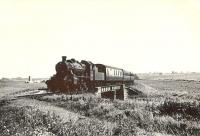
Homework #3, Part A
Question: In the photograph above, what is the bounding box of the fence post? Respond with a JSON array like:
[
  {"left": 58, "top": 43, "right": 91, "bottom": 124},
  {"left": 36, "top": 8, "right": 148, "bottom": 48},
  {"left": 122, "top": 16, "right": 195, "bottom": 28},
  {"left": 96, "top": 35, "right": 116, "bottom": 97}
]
[
  {"left": 95, "top": 87, "right": 101, "bottom": 97},
  {"left": 114, "top": 90, "right": 116, "bottom": 100}
]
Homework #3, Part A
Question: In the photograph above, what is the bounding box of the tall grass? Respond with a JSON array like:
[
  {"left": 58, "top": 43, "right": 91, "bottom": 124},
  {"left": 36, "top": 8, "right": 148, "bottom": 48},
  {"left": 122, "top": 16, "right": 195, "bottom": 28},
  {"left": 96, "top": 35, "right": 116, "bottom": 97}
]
[
  {"left": 38, "top": 94, "right": 200, "bottom": 135},
  {"left": 0, "top": 105, "right": 116, "bottom": 136}
]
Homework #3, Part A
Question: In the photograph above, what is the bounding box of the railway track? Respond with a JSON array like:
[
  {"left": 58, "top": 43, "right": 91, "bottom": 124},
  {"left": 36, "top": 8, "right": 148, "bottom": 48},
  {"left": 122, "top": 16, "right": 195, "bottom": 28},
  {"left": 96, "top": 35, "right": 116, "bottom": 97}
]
[
  {"left": 3, "top": 89, "right": 57, "bottom": 101},
  {"left": 16, "top": 91, "right": 55, "bottom": 99},
  {"left": 13, "top": 89, "right": 89, "bottom": 100}
]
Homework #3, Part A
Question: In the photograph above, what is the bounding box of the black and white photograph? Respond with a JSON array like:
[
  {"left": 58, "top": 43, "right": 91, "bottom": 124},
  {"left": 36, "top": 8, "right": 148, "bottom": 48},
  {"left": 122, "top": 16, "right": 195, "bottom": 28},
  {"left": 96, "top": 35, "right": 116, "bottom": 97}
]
[{"left": 0, "top": 0, "right": 200, "bottom": 135}]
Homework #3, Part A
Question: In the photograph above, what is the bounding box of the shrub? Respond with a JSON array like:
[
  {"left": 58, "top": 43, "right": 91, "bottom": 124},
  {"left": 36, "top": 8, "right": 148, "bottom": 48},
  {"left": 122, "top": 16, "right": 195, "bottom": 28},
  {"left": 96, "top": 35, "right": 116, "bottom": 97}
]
[{"left": 158, "top": 99, "right": 200, "bottom": 120}]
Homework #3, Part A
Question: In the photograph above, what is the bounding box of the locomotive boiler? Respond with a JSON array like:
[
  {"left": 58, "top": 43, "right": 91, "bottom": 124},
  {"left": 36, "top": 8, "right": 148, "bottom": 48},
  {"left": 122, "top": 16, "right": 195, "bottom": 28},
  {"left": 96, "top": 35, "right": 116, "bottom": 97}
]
[{"left": 46, "top": 56, "right": 135, "bottom": 93}]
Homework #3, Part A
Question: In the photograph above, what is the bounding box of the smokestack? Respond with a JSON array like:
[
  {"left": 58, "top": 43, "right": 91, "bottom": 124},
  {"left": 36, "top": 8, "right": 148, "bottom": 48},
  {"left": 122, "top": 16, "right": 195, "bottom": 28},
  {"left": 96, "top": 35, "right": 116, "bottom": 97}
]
[{"left": 62, "top": 56, "right": 67, "bottom": 62}]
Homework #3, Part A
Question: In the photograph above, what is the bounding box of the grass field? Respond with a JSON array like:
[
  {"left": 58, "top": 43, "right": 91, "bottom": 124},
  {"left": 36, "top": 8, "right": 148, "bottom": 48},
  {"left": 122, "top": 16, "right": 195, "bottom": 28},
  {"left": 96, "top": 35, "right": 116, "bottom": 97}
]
[
  {"left": 1, "top": 77, "right": 200, "bottom": 136},
  {"left": 0, "top": 80, "right": 46, "bottom": 98},
  {"left": 138, "top": 73, "right": 200, "bottom": 81}
]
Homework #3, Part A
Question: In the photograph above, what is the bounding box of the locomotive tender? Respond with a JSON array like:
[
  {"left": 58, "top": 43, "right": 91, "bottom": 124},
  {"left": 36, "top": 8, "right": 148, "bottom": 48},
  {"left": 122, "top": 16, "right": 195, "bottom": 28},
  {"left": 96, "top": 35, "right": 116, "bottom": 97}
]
[{"left": 46, "top": 56, "right": 135, "bottom": 92}]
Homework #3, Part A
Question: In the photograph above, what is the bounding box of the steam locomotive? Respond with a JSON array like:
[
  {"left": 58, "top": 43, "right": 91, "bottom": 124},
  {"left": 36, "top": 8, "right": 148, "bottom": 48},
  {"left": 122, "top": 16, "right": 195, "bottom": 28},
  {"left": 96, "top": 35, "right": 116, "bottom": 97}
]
[{"left": 46, "top": 56, "right": 135, "bottom": 92}]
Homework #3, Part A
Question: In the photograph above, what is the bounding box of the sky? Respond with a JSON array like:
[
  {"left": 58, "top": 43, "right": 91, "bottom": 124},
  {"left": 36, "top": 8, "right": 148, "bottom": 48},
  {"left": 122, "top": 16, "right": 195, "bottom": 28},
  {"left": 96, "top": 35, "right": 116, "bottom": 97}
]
[{"left": 0, "top": 0, "right": 200, "bottom": 78}]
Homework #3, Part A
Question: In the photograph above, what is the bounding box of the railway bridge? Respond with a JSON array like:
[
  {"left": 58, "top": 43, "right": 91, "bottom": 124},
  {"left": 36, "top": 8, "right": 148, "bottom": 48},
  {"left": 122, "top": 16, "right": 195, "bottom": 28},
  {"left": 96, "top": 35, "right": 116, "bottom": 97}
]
[{"left": 95, "top": 84, "right": 128, "bottom": 100}]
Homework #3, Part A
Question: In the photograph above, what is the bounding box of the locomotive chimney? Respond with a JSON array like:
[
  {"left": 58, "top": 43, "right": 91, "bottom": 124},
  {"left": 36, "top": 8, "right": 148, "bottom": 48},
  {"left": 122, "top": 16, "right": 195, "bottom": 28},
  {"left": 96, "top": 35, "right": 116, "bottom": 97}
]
[{"left": 62, "top": 56, "right": 67, "bottom": 62}]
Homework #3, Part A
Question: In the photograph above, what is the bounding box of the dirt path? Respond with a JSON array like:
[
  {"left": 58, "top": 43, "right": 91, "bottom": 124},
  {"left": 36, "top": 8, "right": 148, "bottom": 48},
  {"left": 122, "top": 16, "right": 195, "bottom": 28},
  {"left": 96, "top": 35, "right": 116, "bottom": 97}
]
[{"left": 9, "top": 98, "right": 85, "bottom": 123}]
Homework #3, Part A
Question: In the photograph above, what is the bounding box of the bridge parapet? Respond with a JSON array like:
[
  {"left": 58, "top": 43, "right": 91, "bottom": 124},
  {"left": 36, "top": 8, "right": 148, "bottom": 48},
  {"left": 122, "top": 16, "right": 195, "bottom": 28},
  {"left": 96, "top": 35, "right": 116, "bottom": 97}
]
[{"left": 95, "top": 84, "right": 127, "bottom": 100}]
